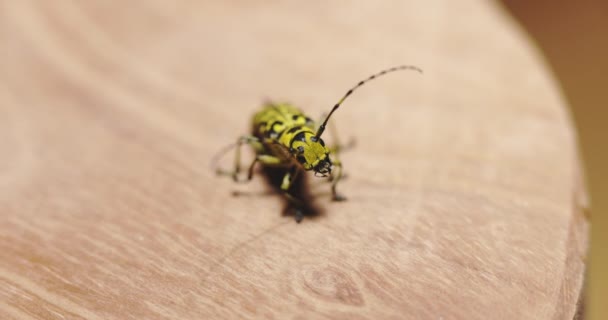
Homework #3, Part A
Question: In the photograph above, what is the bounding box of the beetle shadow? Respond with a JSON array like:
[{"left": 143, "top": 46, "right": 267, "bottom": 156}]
[{"left": 258, "top": 166, "right": 324, "bottom": 221}]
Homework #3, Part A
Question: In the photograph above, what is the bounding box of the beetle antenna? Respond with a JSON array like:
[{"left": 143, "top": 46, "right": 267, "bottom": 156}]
[{"left": 315, "top": 65, "right": 422, "bottom": 138}]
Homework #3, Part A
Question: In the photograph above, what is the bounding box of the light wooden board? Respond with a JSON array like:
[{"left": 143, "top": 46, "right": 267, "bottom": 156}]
[{"left": 0, "top": 1, "right": 588, "bottom": 319}]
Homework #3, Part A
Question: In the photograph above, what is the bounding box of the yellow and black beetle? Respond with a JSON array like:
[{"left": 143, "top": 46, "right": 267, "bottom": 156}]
[{"left": 214, "top": 65, "right": 422, "bottom": 222}]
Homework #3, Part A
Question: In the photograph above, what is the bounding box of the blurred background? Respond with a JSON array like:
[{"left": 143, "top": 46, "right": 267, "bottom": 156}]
[
  {"left": 0, "top": 1, "right": 602, "bottom": 318},
  {"left": 501, "top": 1, "right": 607, "bottom": 318}
]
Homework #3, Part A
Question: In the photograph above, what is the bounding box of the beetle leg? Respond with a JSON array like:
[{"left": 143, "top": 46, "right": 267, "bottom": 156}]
[
  {"left": 216, "top": 135, "right": 264, "bottom": 182},
  {"left": 234, "top": 154, "right": 285, "bottom": 184},
  {"left": 329, "top": 159, "right": 346, "bottom": 201},
  {"left": 243, "top": 154, "right": 284, "bottom": 180},
  {"left": 280, "top": 167, "right": 305, "bottom": 222}
]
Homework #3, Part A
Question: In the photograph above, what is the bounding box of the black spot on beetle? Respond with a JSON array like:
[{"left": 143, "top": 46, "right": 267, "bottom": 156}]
[
  {"left": 292, "top": 131, "right": 308, "bottom": 144},
  {"left": 287, "top": 126, "right": 303, "bottom": 134},
  {"left": 296, "top": 155, "right": 306, "bottom": 164}
]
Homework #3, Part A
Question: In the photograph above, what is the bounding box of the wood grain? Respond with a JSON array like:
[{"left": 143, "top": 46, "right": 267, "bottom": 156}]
[{"left": 0, "top": 1, "right": 588, "bottom": 319}]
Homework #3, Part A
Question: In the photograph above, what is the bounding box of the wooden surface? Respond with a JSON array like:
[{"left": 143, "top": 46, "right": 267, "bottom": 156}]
[{"left": 0, "top": 1, "right": 588, "bottom": 319}]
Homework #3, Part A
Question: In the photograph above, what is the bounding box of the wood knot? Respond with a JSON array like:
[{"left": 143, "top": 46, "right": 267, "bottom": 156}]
[{"left": 300, "top": 266, "right": 364, "bottom": 306}]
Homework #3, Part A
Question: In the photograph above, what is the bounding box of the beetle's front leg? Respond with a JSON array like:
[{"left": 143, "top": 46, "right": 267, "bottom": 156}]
[
  {"left": 237, "top": 154, "right": 285, "bottom": 183},
  {"left": 216, "top": 135, "right": 264, "bottom": 182}
]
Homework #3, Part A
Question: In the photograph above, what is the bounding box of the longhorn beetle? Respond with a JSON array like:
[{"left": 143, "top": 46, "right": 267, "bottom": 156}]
[{"left": 213, "top": 65, "right": 422, "bottom": 222}]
